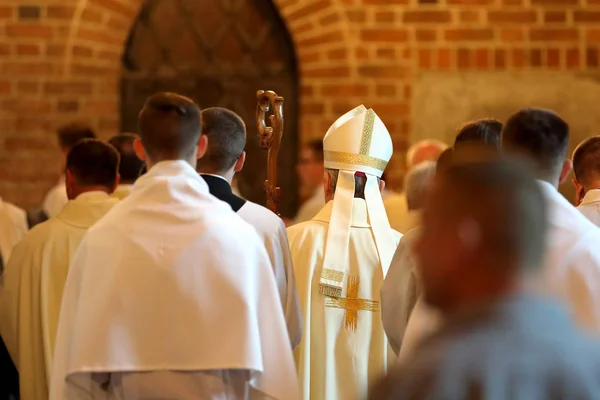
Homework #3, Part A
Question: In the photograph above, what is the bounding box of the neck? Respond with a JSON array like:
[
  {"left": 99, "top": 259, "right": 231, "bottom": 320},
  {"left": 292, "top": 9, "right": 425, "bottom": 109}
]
[
  {"left": 198, "top": 169, "right": 234, "bottom": 184},
  {"left": 146, "top": 156, "right": 197, "bottom": 171},
  {"left": 584, "top": 180, "right": 600, "bottom": 194},
  {"left": 68, "top": 186, "right": 110, "bottom": 200}
]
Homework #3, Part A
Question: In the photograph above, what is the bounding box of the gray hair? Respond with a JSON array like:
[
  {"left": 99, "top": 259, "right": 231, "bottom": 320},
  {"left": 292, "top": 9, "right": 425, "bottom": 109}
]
[
  {"left": 405, "top": 161, "right": 436, "bottom": 210},
  {"left": 406, "top": 140, "right": 448, "bottom": 169}
]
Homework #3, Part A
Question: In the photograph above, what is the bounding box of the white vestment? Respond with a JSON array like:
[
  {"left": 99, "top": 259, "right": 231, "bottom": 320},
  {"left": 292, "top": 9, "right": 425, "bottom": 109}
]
[
  {"left": 0, "top": 198, "right": 27, "bottom": 264},
  {"left": 293, "top": 189, "right": 325, "bottom": 225},
  {"left": 50, "top": 161, "right": 299, "bottom": 400},
  {"left": 238, "top": 201, "right": 302, "bottom": 348},
  {"left": 578, "top": 189, "right": 600, "bottom": 227},
  {"left": 0, "top": 192, "right": 118, "bottom": 400},
  {"left": 43, "top": 179, "right": 68, "bottom": 218},
  {"left": 539, "top": 181, "right": 600, "bottom": 333},
  {"left": 397, "top": 298, "right": 440, "bottom": 363},
  {"left": 383, "top": 192, "right": 411, "bottom": 234},
  {"left": 287, "top": 200, "right": 401, "bottom": 400},
  {"left": 110, "top": 184, "right": 133, "bottom": 200}
]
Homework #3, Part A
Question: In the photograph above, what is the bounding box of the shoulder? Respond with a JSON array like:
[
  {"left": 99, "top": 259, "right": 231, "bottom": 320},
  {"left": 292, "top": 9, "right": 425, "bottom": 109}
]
[
  {"left": 238, "top": 201, "right": 284, "bottom": 234},
  {"left": 287, "top": 219, "right": 326, "bottom": 241}
]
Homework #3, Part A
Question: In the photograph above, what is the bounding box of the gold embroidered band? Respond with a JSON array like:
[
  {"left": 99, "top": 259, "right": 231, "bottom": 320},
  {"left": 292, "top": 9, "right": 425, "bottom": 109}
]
[
  {"left": 324, "top": 150, "right": 388, "bottom": 173},
  {"left": 321, "top": 268, "right": 344, "bottom": 282},
  {"left": 359, "top": 109, "right": 376, "bottom": 156},
  {"left": 325, "top": 276, "right": 380, "bottom": 332}
]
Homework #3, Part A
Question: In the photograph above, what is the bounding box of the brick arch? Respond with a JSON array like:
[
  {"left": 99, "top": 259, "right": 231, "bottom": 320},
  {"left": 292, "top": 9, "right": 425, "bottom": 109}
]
[{"left": 61, "top": 0, "right": 355, "bottom": 138}]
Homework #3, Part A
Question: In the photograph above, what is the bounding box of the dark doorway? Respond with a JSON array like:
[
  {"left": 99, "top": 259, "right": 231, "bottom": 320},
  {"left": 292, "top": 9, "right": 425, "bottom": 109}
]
[{"left": 121, "top": 0, "right": 299, "bottom": 217}]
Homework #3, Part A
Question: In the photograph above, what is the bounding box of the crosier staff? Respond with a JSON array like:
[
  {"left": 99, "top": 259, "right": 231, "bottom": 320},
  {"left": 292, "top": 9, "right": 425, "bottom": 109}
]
[{"left": 256, "top": 90, "right": 284, "bottom": 215}]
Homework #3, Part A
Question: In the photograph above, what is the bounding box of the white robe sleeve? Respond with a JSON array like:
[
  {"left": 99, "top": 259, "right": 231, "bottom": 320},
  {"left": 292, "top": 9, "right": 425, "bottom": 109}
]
[{"left": 398, "top": 299, "right": 441, "bottom": 363}]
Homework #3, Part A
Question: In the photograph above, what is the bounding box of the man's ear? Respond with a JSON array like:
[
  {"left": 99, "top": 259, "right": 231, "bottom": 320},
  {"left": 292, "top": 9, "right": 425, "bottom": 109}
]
[
  {"left": 111, "top": 174, "right": 121, "bottom": 194},
  {"left": 379, "top": 179, "right": 386, "bottom": 193},
  {"left": 234, "top": 151, "right": 246, "bottom": 173},
  {"left": 323, "top": 171, "right": 333, "bottom": 200},
  {"left": 133, "top": 138, "right": 147, "bottom": 161},
  {"left": 559, "top": 159, "right": 573, "bottom": 185},
  {"left": 573, "top": 178, "right": 585, "bottom": 205},
  {"left": 196, "top": 135, "right": 208, "bottom": 160}
]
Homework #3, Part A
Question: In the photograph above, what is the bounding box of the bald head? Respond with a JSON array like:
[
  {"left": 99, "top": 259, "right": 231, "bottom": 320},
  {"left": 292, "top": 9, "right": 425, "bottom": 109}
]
[
  {"left": 406, "top": 140, "right": 448, "bottom": 170},
  {"left": 137, "top": 92, "right": 202, "bottom": 162}
]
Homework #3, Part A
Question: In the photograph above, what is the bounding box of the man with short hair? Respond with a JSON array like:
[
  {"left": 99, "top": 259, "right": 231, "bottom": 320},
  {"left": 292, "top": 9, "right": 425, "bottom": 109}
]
[
  {"left": 293, "top": 140, "right": 325, "bottom": 224},
  {"left": 0, "top": 139, "right": 120, "bottom": 400},
  {"left": 43, "top": 123, "right": 97, "bottom": 218},
  {"left": 288, "top": 106, "right": 401, "bottom": 400},
  {"left": 0, "top": 198, "right": 27, "bottom": 267},
  {"left": 384, "top": 140, "right": 447, "bottom": 233},
  {"left": 108, "top": 133, "right": 144, "bottom": 199},
  {"left": 196, "top": 107, "right": 301, "bottom": 347},
  {"left": 371, "top": 159, "right": 600, "bottom": 399},
  {"left": 50, "top": 93, "right": 299, "bottom": 400},
  {"left": 573, "top": 136, "right": 600, "bottom": 226},
  {"left": 502, "top": 108, "right": 600, "bottom": 333},
  {"left": 454, "top": 118, "right": 503, "bottom": 148}
]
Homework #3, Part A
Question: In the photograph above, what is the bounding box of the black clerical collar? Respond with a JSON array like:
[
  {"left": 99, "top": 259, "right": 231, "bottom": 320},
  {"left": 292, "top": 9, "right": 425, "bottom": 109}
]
[{"left": 200, "top": 174, "right": 246, "bottom": 212}]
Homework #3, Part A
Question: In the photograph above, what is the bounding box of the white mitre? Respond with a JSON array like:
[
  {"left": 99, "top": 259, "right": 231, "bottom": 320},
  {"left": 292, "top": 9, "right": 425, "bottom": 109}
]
[{"left": 319, "top": 105, "right": 396, "bottom": 297}]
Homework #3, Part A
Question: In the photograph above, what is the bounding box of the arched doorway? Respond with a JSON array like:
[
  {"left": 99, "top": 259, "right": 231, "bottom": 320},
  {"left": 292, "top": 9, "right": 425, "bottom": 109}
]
[{"left": 120, "top": 0, "right": 299, "bottom": 217}]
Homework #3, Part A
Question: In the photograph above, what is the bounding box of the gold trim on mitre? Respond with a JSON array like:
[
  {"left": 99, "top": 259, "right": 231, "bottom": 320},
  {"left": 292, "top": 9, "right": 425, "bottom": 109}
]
[
  {"left": 324, "top": 150, "right": 388, "bottom": 173},
  {"left": 359, "top": 109, "right": 376, "bottom": 156}
]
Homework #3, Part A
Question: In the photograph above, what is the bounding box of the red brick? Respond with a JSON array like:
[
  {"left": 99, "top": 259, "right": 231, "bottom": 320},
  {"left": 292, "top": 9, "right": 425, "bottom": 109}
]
[
  {"left": 403, "top": 11, "right": 451, "bottom": 23},
  {"left": 369, "top": 103, "right": 409, "bottom": 117},
  {"left": 4, "top": 138, "right": 52, "bottom": 152},
  {"left": 106, "top": 16, "right": 129, "bottom": 31},
  {"left": 81, "top": 8, "right": 104, "bottom": 23},
  {"left": 511, "top": 49, "right": 527, "bottom": 68},
  {"left": 298, "top": 31, "right": 343, "bottom": 47},
  {"left": 547, "top": 48, "right": 561, "bottom": 68},
  {"left": 98, "top": 50, "right": 121, "bottom": 62},
  {"left": 459, "top": 11, "right": 480, "bottom": 23},
  {"left": 319, "top": 12, "right": 340, "bottom": 25},
  {"left": 43, "top": 82, "right": 93, "bottom": 95},
  {"left": 375, "top": 11, "right": 395, "bottom": 23},
  {"left": 531, "top": 49, "right": 542, "bottom": 67},
  {"left": 292, "top": 22, "right": 313, "bottom": 36},
  {"left": 73, "top": 45, "right": 94, "bottom": 58},
  {"left": 587, "top": 29, "right": 600, "bottom": 42},
  {"left": 418, "top": 49, "right": 432, "bottom": 69},
  {"left": 0, "top": 43, "right": 10, "bottom": 56},
  {"left": 574, "top": 11, "right": 600, "bottom": 23},
  {"left": 495, "top": 49, "right": 507, "bottom": 69},
  {"left": 2, "top": 62, "right": 54, "bottom": 75},
  {"left": 438, "top": 48, "right": 452, "bottom": 69},
  {"left": 327, "top": 48, "right": 347, "bottom": 60},
  {"left": 544, "top": 11, "right": 566, "bottom": 23},
  {"left": 287, "top": 0, "right": 331, "bottom": 21},
  {"left": 475, "top": 49, "right": 490, "bottom": 69},
  {"left": 355, "top": 47, "right": 369, "bottom": 60},
  {"left": 0, "top": 81, "right": 11, "bottom": 95},
  {"left": 46, "top": 45, "right": 66, "bottom": 57},
  {"left": 16, "top": 43, "right": 40, "bottom": 55},
  {"left": 322, "top": 84, "right": 369, "bottom": 97},
  {"left": 488, "top": 11, "right": 537, "bottom": 24},
  {"left": 298, "top": 51, "right": 320, "bottom": 64},
  {"left": 500, "top": 28, "right": 525, "bottom": 42},
  {"left": 362, "top": 0, "right": 409, "bottom": 4},
  {"left": 457, "top": 48, "right": 472, "bottom": 69},
  {"left": 376, "top": 85, "right": 396, "bottom": 97},
  {"left": 376, "top": 47, "right": 396, "bottom": 60},
  {"left": 530, "top": 29, "right": 578, "bottom": 41},
  {"left": 445, "top": 28, "right": 494, "bottom": 41},
  {"left": 301, "top": 85, "right": 314, "bottom": 96},
  {"left": 77, "top": 27, "right": 125, "bottom": 46},
  {"left": 448, "top": 0, "right": 493, "bottom": 4},
  {"left": 91, "top": 0, "right": 137, "bottom": 19},
  {"left": 502, "top": 0, "right": 523, "bottom": 4},
  {"left": 303, "top": 66, "right": 350, "bottom": 78},
  {"left": 332, "top": 102, "right": 356, "bottom": 115},
  {"left": 6, "top": 24, "right": 52, "bottom": 38},
  {"left": 303, "top": 103, "right": 324, "bottom": 115},
  {"left": 416, "top": 29, "right": 437, "bottom": 42},
  {"left": 346, "top": 10, "right": 366, "bottom": 23},
  {"left": 0, "top": 6, "right": 13, "bottom": 19},
  {"left": 47, "top": 6, "right": 76, "bottom": 19},
  {"left": 587, "top": 48, "right": 599, "bottom": 68},
  {"left": 566, "top": 48, "right": 580, "bottom": 69},
  {"left": 531, "top": 0, "right": 577, "bottom": 4},
  {"left": 361, "top": 29, "right": 409, "bottom": 42},
  {"left": 358, "top": 65, "right": 408, "bottom": 78}
]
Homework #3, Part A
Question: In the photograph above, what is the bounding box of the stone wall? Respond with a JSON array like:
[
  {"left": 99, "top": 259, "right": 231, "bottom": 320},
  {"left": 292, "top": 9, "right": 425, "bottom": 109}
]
[{"left": 2, "top": 0, "right": 600, "bottom": 207}]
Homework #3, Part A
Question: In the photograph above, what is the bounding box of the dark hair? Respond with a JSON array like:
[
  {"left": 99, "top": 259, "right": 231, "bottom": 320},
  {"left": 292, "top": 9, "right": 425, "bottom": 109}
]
[
  {"left": 573, "top": 136, "right": 600, "bottom": 185},
  {"left": 196, "top": 107, "right": 246, "bottom": 173},
  {"left": 454, "top": 119, "right": 503, "bottom": 149},
  {"left": 137, "top": 92, "right": 202, "bottom": 160},
  {"left": 57, "top": 123, "right": 97, "bottom": 150},
  {"left": 109, "top": 133, "right": 144, "bottom": 183},
  {"left": 326, "top": 169, "right": 378, "bottom": 199},
  {"left": 436, "top": 148, "right": 454, "bottom": 173},
  {"left": 66, "top": 139, "right": 119, "bottom": 188},
  {"left": 306, "top": 139, "right": 324, "bottom": 162},
  {"left": 502, "top": 108, "right": 569, "bottom": 180}
]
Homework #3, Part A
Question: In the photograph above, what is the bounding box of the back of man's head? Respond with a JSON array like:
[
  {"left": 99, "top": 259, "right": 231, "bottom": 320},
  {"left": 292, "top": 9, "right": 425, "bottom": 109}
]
[
  {"left": 405, "top": 161, "right": 436, "bottom": 211},
  {"left": 406, "top": 140, "right": 448, "bottom": 170},
  {"left": 306, "top": 140, "right": 324, "bottom": 162},
  {"left": 109, "top": 133, "right": 144, "bottom": 184},
  {"left": 66, "top": 139, "right": 119, "bottom": 197},
  {"left": 454, "top": 119, "right": 503, "bottom": 149},
  {"left": 573, "top": 136, "right": 600, "bottom": 189},
  {"left": 196, "top": 107, "right": 246, "bottom": 174},
  {"left": 502, "top": 108, "right": 570, "bottom": 183},
  {"left": 57, "top": 123, "right": 97, "bottom": 151},
  {"left": 137, "top": 92, "right": 202, "bottom": 161}
]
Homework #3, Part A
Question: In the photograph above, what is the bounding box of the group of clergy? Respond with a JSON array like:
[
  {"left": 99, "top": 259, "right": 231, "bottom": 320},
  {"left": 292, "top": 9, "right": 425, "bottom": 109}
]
[{"left": 2, "top": 93, "right": 600, "bottom": 400}]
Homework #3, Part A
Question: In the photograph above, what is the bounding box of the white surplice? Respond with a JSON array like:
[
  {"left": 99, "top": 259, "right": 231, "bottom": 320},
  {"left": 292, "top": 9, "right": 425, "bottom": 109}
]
[
  {"left": 578, "top": 189, "right": 600, "bottom": 227},
  {"left": 383, "top": 192, "right": 410, "bottom": 234},
  {"left": 43, "top": 179, "right": 68, "bottom": 218},
  {"left": 0, "top": 198, "right": 27, "bottom": 264},
  {"left": 110, "top": 184, "right": 134, "bottom": 200},
  {"left": 50, "top": 161, "right": 299, "bottom": 400},
  {"left": 293, "top": 189, "right": 325, "bottom": 225},
  {"left": 287, "top": 199, "right": 401, "bottom": 400},
  {"left": 0, "top": 192, "right": 118, "bottom": 400}
]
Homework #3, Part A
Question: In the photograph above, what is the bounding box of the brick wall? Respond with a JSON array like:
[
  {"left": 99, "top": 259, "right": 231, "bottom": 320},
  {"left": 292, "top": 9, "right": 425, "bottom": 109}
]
[{"left": 1, "top": 0, "right": 599, "bottom": 208}]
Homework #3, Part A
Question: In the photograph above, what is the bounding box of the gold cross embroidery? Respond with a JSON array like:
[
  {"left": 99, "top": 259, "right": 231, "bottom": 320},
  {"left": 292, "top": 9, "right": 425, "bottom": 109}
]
[{"left": 325, "top": 275, "right": 380, "bottom": 332}]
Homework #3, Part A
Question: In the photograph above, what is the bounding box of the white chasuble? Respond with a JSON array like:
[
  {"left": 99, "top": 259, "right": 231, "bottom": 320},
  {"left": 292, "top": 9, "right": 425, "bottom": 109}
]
[
  {"left": 50, "top": 161, "right": 299, "bottom": 400},
  {"left": 287, "top": 200, "right": 401, "bottom": 400},
  {"left": 0, "top": 198, "right": 28, "bottom": 264},
  {"left": 0, "top": 191, "right": 118, "bottom": 400}
]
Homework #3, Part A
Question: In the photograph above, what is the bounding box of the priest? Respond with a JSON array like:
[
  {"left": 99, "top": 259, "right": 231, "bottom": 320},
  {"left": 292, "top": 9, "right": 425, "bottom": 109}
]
[
  {"left": 573, "top": 136, "right": 600, "bottom": 226},
  {"left": 50, "top": 92, "right": 299, "bottom": 400},
  {"left": 108, "top": 133, "right": 144, "bottom": 199},
  {"left": 0, "top": 197, "right": 27, "bottom": 268},
  {"left": 287, "top": 105, "right": 401, "bottom": 400},
  {"left": 43, "top": 123, "right": 96, "bottom": 218},
  {"left": 196, "top": 107, "right": 301, "bottom": 347},
  {"left": 0, "top": 139, "right": 120, "bottom": 400}
]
